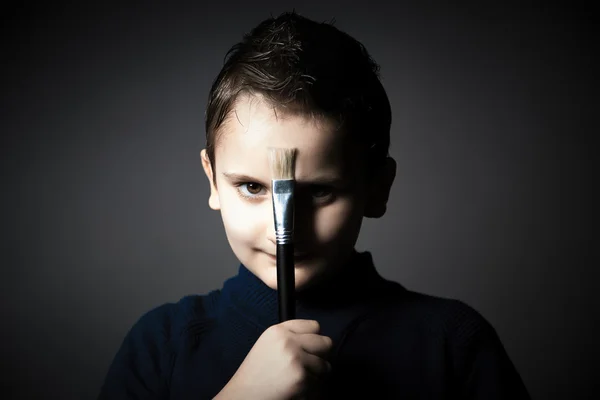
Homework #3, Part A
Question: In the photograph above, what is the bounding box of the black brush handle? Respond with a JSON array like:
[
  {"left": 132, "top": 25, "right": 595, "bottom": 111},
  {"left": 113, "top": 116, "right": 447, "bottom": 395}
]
[{"left": 277, "top": 242, "right": 296, "bottom": 322}]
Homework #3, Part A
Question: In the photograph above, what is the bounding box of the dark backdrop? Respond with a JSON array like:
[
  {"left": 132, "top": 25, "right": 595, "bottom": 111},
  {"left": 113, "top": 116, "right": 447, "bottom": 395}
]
[{"left": 1, "top": 1, "right": 595, "bottom": 399}]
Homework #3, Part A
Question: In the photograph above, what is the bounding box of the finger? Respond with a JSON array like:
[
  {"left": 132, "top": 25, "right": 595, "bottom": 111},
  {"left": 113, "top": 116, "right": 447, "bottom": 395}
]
[
  {"left": 300, "top": 351, "right": 332, "bottom": 377},
  {"left": 281, "top": 319, "right": 321, "bottom": 334},
  {"left": 298, "top": 333, "right": 333, "bottom": 357}
]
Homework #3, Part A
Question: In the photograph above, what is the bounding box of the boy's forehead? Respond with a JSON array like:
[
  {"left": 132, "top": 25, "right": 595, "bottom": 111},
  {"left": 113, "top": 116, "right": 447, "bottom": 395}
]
[{"left": 216, "top": 96, "right": 360, "bottom": 179}]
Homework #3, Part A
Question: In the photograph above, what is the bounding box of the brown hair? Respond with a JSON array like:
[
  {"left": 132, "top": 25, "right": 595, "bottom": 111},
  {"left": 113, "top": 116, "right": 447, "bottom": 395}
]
[{"left": 204, "top": 11, "right": 392, "bottom": 181}]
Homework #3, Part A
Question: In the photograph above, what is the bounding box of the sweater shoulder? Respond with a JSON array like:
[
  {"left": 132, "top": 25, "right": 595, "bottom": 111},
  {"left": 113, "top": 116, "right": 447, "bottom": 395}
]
[
  {"left": 376, "top": 284, "right": 496, "bottom": 345},
  {"left": 386, "top": 290, "right": 529, "bottom": 398},
  {"left": 419, "top": 290, "right": 490, "bottom": 328},
  {"left": 132, "top": 288, "right": 222, "bottom": 344}
]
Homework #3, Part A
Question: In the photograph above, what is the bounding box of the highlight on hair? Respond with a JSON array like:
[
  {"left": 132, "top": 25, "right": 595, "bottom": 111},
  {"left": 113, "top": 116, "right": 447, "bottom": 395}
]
[{"left": 204, "top": 11, "right": 392, "bottom": 181}]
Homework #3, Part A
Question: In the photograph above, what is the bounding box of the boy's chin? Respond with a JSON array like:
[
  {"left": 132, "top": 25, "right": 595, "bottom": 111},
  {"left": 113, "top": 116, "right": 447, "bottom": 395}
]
[{"left": 253, "top": 263, "right": 318, "bottom": 292}]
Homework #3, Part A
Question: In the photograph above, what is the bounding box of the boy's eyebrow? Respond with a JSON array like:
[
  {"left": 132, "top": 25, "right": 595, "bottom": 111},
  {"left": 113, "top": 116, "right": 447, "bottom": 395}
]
[
  {"left": 299, "top": 175, "right": 347, "bottom": 186},
  {"left": 222, "top": 172, "right": 266, "bottom": 184},
  {"left": 222, "top": 172, "right": 345, "bottom": 186}
]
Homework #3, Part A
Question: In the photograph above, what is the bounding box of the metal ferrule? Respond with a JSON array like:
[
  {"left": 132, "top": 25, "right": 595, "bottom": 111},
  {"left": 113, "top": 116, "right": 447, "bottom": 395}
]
[{"left": 272, "top": 179, "right": 294, "bottom": 245}]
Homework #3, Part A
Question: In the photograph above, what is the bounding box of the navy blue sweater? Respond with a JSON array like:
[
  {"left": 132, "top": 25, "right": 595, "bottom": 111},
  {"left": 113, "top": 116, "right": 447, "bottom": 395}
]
[{"left": 98, "top": 251, "right": 530, "bottom": 399}]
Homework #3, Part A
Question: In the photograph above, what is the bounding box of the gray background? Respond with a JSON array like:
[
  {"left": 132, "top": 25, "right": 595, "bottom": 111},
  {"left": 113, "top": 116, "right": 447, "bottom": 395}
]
[{"left": 1, "top": 1, "right": 595, "bottom": 399}]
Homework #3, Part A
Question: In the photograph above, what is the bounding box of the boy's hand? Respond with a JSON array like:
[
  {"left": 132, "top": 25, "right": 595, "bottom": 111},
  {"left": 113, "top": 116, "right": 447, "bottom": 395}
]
[{"left": 214, "top": 319, "right": 333, "bottom": 400}]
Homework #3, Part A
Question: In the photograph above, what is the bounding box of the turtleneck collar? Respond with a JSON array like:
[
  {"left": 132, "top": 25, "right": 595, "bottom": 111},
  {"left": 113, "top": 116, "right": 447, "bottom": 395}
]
[{"left": 219, "top": 250, "right": 388, "bottom": 328}]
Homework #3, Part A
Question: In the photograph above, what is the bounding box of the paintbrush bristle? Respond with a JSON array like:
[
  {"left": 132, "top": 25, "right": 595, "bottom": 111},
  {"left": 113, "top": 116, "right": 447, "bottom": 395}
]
[{"left": 268, "top": 147, "right": 296, "bottom": 180}]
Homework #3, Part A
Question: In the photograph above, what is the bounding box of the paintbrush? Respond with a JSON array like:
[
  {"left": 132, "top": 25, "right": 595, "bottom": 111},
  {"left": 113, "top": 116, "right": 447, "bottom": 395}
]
[{"left": 268, "top": 147, "right": 297, "bottom": 322}]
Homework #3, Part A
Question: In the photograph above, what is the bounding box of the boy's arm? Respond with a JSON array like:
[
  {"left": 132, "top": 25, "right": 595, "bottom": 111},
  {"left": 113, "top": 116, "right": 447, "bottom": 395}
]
[
  {"left": 98, "top": 304, "right": 176, "bottom": 400},
  {"left": 452, "top": 303, "right": 531, "bottom": 399}
]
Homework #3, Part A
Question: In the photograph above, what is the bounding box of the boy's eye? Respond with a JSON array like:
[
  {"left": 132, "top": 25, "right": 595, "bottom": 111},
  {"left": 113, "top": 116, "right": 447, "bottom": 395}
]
[
  {"left": 311, "top": 185, "right": 333, "bottom": 198},
  {"left": 308, "top": 185, "right": 336, "bottom": 204},
  {"left": 236, "top": 182, "right": 266, "bottom": 198},
  {"left": 245, "top": 183, "right": 263, "bottom": 194}
]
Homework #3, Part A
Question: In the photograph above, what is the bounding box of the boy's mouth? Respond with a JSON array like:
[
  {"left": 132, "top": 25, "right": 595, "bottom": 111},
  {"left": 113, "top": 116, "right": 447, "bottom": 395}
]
[{"left": 265, "top": 252, "right": 310, "bottom": 262}]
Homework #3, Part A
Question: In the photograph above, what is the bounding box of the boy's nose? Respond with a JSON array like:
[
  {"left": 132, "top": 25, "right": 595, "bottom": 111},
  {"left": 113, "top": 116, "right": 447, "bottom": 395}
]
[
  {"left": 265, "top": 200, "right": 311, "bottom": 245},
  {"left": 266, "top": 214, "right": 308, "bottom": 247},
  {"left": 266, "top": 215, "right": 277, "bottom": 245}
]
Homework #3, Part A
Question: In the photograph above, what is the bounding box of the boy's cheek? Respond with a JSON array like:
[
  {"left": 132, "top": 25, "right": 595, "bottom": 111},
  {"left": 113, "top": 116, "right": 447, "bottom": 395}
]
[
  {"left": 313, "top": 201, "right": 362, "bottom": 241},
  {"left": 221, "top": 201, "right": 268, "bottom": 238}
]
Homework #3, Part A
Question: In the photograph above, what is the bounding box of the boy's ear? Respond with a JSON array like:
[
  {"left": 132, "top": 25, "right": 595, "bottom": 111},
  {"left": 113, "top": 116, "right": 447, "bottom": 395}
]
[
  {"left": 364, "top": 156, "right": 396, "bottom": 218},
  {"left": 200, "top": 149, "right": 221, "bottom": 211}
]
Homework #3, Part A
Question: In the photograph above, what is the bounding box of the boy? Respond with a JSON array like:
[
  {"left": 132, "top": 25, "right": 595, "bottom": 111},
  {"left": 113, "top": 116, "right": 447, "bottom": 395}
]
[{"left": 99, "top": 11, "right": 530, "bottom": 399}]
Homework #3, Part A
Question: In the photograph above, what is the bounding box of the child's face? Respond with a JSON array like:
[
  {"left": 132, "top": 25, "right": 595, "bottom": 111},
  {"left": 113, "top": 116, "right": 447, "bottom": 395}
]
[{"left": 201, "top": 95, "right": 371, "bottom": 291}]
